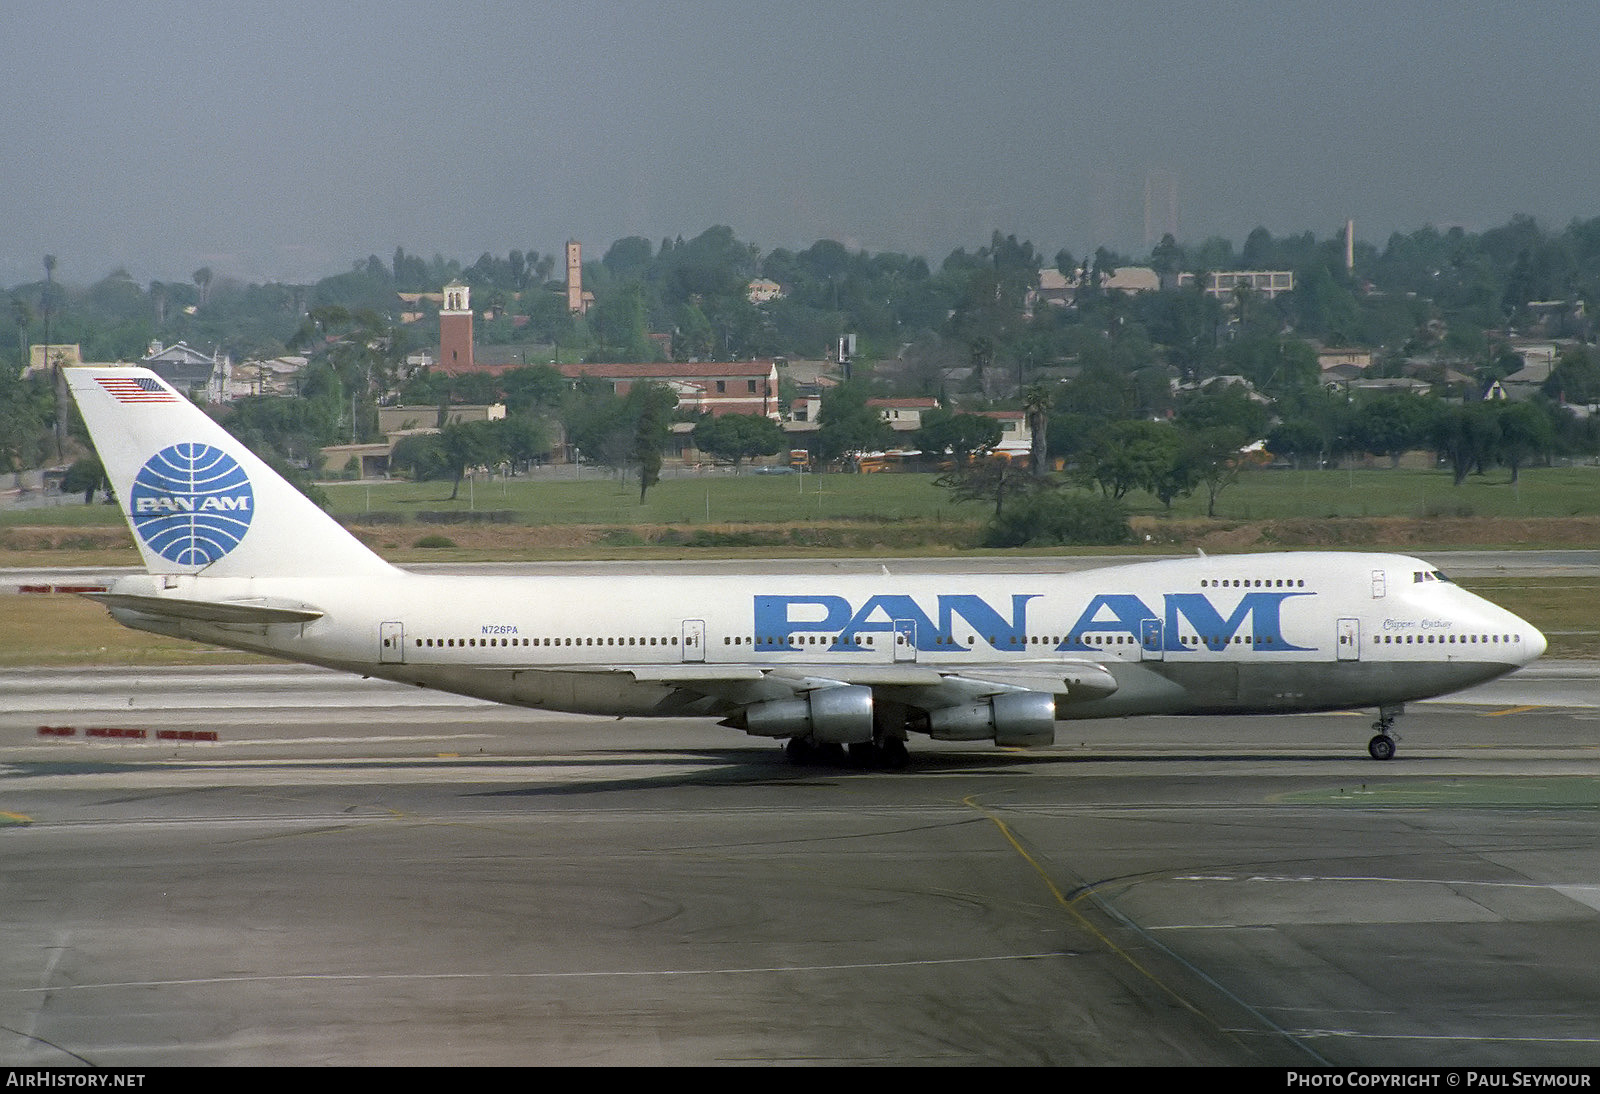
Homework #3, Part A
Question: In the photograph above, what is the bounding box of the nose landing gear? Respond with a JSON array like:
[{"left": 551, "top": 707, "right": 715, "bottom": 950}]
[{"left": 1368, "top": 704, "right": 1402, "bottom": 760}]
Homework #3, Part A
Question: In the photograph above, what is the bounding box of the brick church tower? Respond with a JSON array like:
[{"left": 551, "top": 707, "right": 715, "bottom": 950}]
[
  {"left": 439, "top": 280, "right": 473, "bottom": 373},
  {"left": 565, "top": 241, "right": 585, "bottom": 314}
]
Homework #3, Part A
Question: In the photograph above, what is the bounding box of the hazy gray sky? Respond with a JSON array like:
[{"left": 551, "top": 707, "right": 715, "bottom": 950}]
[{"left": 5, "top": 1, "right": 1596, "bottom": 286}]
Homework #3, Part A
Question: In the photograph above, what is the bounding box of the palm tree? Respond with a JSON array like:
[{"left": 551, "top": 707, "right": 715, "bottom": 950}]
[
  {"left": 43, "top": 255, "right": 67, "bottom": 460},
  {"left": 1022, "top": 381, "right": 1054, "bottom": 476},
  {"left": 11, "top": 295, "right": 30, "bottom": 370},
  {"left": 192, "top": 267, "right": 213, "bottom": 308}
]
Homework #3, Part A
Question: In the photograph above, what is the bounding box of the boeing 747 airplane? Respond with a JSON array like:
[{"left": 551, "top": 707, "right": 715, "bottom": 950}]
[{"left": 67, "top": 366, "right": 1545, "bottom": 766}]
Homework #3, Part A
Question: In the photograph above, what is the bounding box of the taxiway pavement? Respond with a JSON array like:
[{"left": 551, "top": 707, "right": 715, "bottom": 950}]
[{"left": 2, "top": 663, "right": 1598, "bottom": 1065}]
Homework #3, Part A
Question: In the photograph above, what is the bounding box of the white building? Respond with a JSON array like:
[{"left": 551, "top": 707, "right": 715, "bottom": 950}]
[{"left": 1177, "top": 270, "right": 1295, "bottom": 300}]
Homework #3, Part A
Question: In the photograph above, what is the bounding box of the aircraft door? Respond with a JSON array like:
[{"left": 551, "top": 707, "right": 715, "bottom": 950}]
[
  {"left": 892, "top": 619, "right": 917, "bottom": 663},
  {"left": 379, "top": 621, "right": 405, "bottom": 664},
  {"left": 1337, "top": 617, "right": 1360, "bottom": 661},
  {"left": 681, "top": 619, "right": 706, "bottom": 663},
  {"left": 1139, "top": 618, "right": 1164, "bottom": 661}
]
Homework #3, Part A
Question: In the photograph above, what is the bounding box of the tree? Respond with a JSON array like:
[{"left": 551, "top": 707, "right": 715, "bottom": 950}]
[
  {"left": 1219, "top": 335, "right": 1319, "bottom": 397},
  {"left": 1150, "top": 234, "right": 1184, "bottom": 280},
  {"left": 223, "top": 386, "right": 343, "bottom": 467},
  {"left": 500, "top": 416, "right": 554, "bottom": 472},
  {"left": 1432, "top": 403, "right": 1502, "bottom": 486},
  {"left": 590, "top": 280, "right": 655, "bottom": 360},
  {"left": 1544, "top": 345, "right": 1600, "bottom": 405},
  {"left": 935, "top": 454, "right": 1037, "bottom": 518},
  {"left": 564, "top": 387, "right": 636, "bottom": 474},
  {"left": 12, "top": 294, "right": 31, "bottom": 369},
  {"left": 911, "top": 408, "right": 1002, "bottom": 466},
  {"left": 602, "top": 236, "right": 653, "bottom": 280},
  {"left": 62, "top": 453, "right": 108, "bottom": 503},
  {"left": 439, "top": 419, "right": 504, "bottom": 500},
  {"left": 984, "top": 492, "right": 1131, "bottom": 547},
  {"left": 692, "top": 413, "right": 784, "bottom": 470},
  {"left": 1345, "top": 392, "right": 1438, "bottom": 467},
  {"left": 815, "top": 382, "right": 890, "bottom": 467},
  {"left": 498, "top": 365, "right": 568, "bottom": 414},
  {"left": 0, "top": 370, "right": 52, "bottom": 483},
  {"left": 288, "top": 305, "right": 398, "bottom": 444},
  {"left": 1149, "top": 443, "right": 1200, "bottom": 511},
  {"left": 1021, "top": 382, "right": 1054, "bottom": 474},
  {"left": 390, "top": 432, "right": 449, "bottom": 481},
  {"left": 43, "top": 254, "right": 68, "bottom": 460},
  {"left": 1076, "top": 420, "right": 1182, "bottom": 501},
  {"left": 1268, "top": 418, "right": 1334, "bottom": 471},
  {"left": 193, "top": 266, "right": 213, "bottom": 308},
  {"left": 1496, "top": 401, "right": 1555, "bottom": 484},
  {"left": 1181, "top": 425, "right": 1256, "bottom": 518},
  {"left": 1176, "top": 382, "right": 1271, "bottom": 441},
  {"left": 630, "top": 381, "right": 677, "bottom": 502}
]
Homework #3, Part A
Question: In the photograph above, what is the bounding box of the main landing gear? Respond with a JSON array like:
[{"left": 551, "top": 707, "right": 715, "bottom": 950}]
[
  {"left": 1368, "top": 704, "right": 1403, "bottom": 761},
  {"left": 783, "top": 735, "right": 909, "bottom": 770}
]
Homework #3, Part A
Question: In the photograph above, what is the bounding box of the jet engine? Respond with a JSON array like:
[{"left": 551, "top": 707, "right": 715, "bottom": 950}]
[
  {"left": 738, "top": 684, "right": 874, "bottom": 744},
  {"left": 926, "top": 691, "right": 1056, "bottom": 747}
]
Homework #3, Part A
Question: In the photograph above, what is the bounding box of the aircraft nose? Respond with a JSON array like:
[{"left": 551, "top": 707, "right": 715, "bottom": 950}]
[{"left": 1524, "top": 620, "right": 1547, "bottom": 661}]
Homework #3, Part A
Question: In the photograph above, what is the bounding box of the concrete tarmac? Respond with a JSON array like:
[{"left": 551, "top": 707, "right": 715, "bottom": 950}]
[{"left": 3, "top": 663, "right": 1599, "bottom": 1066}]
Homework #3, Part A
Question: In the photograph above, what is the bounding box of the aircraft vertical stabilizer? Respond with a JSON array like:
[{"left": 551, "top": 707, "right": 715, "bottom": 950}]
[{"left": 66, "top": 366, "right": 394, "bottom": 580}]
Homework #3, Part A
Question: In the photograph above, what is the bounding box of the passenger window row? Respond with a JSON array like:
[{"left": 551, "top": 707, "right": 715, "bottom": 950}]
[
  {"left": 416, "top": 636, "right": 680, "bottom": 648},
  {"left": 1199, "top": 578, "right": 1305, "bottom": 588},
  {"left": 1374, "top": 633, "right": 1520, "bottom": 645},
  {"left": 727, "top": 635, "right": 876, "bottom": 646}
]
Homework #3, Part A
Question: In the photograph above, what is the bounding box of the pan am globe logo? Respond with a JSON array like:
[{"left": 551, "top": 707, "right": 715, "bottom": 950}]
[{"left": 129, "top": 443, "right": 254, "bottom": 565}]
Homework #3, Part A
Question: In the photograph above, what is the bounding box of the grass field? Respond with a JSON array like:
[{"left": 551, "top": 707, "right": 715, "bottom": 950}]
[
  {"left": 8, "top": 465, "right": 1600, "bottom": 532},
  {"left": 328, "top": 465, "right": 1600, "bottom": 524}
]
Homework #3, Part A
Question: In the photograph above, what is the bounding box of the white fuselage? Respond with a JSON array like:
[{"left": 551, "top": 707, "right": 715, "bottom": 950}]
[{"left": 104, "top": 552, "right": 1544, "bottom": 728}]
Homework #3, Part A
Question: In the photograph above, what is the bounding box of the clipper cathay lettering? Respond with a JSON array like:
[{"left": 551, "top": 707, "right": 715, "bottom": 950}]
[{"left": 64, "top": 365, "right": 1547, "bottom": 767}]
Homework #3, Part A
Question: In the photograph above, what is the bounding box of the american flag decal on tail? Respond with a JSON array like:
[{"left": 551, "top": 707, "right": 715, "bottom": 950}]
[{"left": 97, "top": 376, "right": 177, "bottom": 403}]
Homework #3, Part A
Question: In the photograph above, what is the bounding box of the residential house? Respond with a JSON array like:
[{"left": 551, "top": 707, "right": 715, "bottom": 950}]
[
  {"left": 557, "top": 360, "right": 781, "bottom": 418},
  {"left": 746, "top": 278, "right": 784, "bottom": 304},
  {"left": 141, "top": 341, "right": 229, "bottom": 403},
  {"left": 228, "top": 356, "right": 308, "bottom": 399}
]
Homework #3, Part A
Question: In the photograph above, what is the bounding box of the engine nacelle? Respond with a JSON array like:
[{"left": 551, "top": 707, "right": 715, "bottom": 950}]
[
  {"left": 740, "top": 684, "right": 874, "bottom": 744},
  {"left": 926, "top": 691, "right": 1056, "bottom": 747}
]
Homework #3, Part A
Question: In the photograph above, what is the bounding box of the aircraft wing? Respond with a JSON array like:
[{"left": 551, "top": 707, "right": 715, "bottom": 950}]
[{"left": 585, "top": 658, "right": 1119, "bottom": 703}]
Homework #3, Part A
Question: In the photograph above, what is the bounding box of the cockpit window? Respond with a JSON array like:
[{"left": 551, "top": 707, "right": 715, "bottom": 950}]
[{"left": 1413, "top": 570, "right": 1454, "bottom": 584}]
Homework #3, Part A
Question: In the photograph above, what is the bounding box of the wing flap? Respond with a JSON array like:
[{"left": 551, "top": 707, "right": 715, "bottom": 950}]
[
  {"left": 573, "top": 664, "right": 771, "bottom": 682},
  {"left": 945, "top": 661, "right": 1119, "bottom": 701},
  {"left": 566, "top": 659, "right": 1117, "bottom": 702}
]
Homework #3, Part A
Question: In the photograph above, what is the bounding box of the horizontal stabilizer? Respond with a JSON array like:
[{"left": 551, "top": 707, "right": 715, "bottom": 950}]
[{"left": 84, "top": 592, "right": 324, "bottom": 625}]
